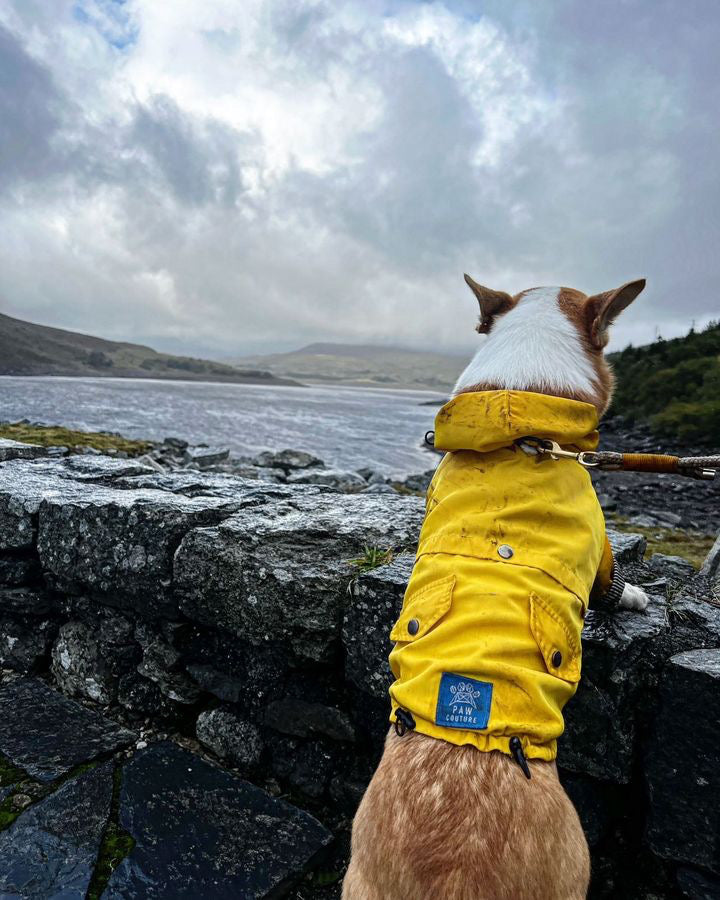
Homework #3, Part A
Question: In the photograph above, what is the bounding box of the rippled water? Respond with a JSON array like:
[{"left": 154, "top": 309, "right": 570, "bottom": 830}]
[{"left": 0, "top": 376, "right": 447, "bottom": 477}]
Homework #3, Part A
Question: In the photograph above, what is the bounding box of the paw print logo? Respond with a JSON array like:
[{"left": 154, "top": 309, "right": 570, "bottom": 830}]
[{"left": 449, "top": 681, "right": 482, "bottom": 710}]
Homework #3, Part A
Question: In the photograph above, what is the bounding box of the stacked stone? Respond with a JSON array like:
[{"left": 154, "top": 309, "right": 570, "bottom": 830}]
[{"left": 0, "top": 439, "right": 719, "bottom": 898}]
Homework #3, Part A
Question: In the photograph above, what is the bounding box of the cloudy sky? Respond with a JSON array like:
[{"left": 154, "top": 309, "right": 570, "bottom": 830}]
[{"left": 0, "top": 0, "right": 718, "bottom": 358}]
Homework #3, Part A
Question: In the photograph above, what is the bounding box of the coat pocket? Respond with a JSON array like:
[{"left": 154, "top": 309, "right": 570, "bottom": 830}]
[
  {"left": 390, "top": 574, "right": 455, "bottom": 643},
  {"left": 529, "top": 592, "right": 582, "bottom": 683}
]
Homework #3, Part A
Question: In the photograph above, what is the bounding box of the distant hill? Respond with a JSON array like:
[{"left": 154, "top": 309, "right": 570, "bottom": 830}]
[
  {"left": 230, "top": 342, "right": 468, "bottom": 391},
  {"left": 609, "top": 320, "right": 720, "bottom": 443},
  {"left": 0, "top": 312, "right": 299, "bottom": 386}
]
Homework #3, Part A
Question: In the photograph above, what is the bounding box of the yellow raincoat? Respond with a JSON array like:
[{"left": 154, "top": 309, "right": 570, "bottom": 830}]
[{"left": 389, "top": 390, "right": 615, "bottom": 761}]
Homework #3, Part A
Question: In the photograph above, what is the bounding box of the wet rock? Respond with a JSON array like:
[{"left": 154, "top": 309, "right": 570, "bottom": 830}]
[
  {"left": 134, "top": 625, "right": 200, "bottom": 704},
  {"left": 196, "top": 707, "right": 263, "bottom": 770},
  {"left": 37, "top": 485, "right": 240, "bottom": 618},
  {"left": 0, "top": 617, "right": 56, "bottom": 673},
  {"left": 0, "top": 587, "right": 54, "bottom": 617},
  {"left": 104, "top": 741, "right": 332, "bottom": 898},
  {"left": 0, "top": 438, "right": 48, "bottom": 461},
  {"left": 646, "top": 649, "right": 720, "bottom": 874},
  {"left": 0, "top": 678, "right": 135, "bottom": 781},
  {"left": 647, "top": 553, "right": 696, "bottom": 582},
  {"left": 398, "top": 470, "right": 435, "bottom": 493},
  {"left": 699, "top": 532, "right": 720, "bottom": 585},
  {"left": 344, "top": 553, "right": 414, "bottom": 700},
  {"left": 608, "top": 530, "right": 647, "bottom": 566},
  {"left": 559, "top": 595, "right": 669, "bottom": 783},
  {"left": 270, "top": 737, "right": 343, "bottom": 800},
  {"left": 183, "top": 446, "right": 230, "bottom": 468},
  {"left": 163, "top": 436, "right": 189, "bottom": 451},
  {"left": 0, "top": 762, "right": 113, "bottom": 897},
  {"left": 252, "top": 449, "right": 325, "bottom": 471},
  {"left": 676, "top": 867, "right": 720, "bottom": 899},
  {"left": 0, "top": 551, "right": 40, "bottom": 587},
  {"left": 51, "top": 612, "right": 137, "bottom": 705},
  {"left": 175, "top": 493, "right": 424, "bottom": 662},
  {"left": 286, "top": 468, "right": 368, "bottom": 491},
  {"left": 265, "top": 699, "right": 355, "bottom": 742},
  {"left": 363, "top": 483, "right": 396, "bottom": 494}
]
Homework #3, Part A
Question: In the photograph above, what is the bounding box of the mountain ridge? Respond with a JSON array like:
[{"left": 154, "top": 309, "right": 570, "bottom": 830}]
[{"left": 0, "top": 311, "right": 299, "bottom": 386}]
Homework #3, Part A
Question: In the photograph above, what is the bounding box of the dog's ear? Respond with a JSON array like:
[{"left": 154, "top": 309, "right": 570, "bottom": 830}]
[
  {"left": 584, "top": 279, "right": 646, "bottom": 349},
  {"left": 463, "top": 274, "right": 514, "bottom": 334}
]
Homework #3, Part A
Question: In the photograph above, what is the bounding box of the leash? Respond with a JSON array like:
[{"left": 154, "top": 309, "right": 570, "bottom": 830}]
[{"left": 516, "top": 437, "right": 720, "bottom": 481}]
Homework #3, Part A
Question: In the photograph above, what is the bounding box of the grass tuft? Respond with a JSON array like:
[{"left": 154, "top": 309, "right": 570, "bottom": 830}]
[
  {"left": 348, "top": 546, "right": 395, "bottom": 573},
  {"left": 0, "top": 423, "right": 152, "bottom": 456},
  {"left": 611, "top": 519, "right": 715, "bottom": 570}
]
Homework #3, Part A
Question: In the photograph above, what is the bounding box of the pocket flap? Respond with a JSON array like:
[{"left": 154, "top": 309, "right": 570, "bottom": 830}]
[
  {"left": 390, "top": 574, "right": 455, "bottom": 643},
  {"left": 529, "top": 593, "right": 582, "bottom": 683}
]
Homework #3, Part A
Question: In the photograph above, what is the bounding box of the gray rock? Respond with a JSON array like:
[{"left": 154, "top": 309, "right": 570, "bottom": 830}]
[
  {"left": 51, "top": 612, "right": 136, "bottom": 705},
  {"left": 344, "top": 553, "right": 414, "bottom": 700},
  {"left": 398, "top": 470, "right": 435, "bottom": 493},
  {"left": 0, "top": 617, "right": 56, "bottom": 673},
  {"left": 286, "top": 468, "right": 368, "bottom": 491},
  {"left": 699, "top": 531, "right": 720, "bottom": 585},
  {"left": 0, "top": 678, "right": 135, "bottom": 781},
  {"left": 607, "top": 529, "right": 647, "bottom": 566},
  {"left": 163, "top": 436, "right": 189, "bottom": 451},
  {"left": 265, "top": 699, "right": 355, "bottom": 742},
  {"left": 183, "top": 446, "right": 230, "bottom": 468},
  {"left": 647, "top": 553, "right": 696, "bottom": 582},
  {"left": 252, "top": 449, "right": 324, "bottom": 471},
  {"left": 37, "top": 484, "right": 240, "bottom": 618},
  {"left": 0, "top": 587, "right": 54, "bottom": 616},
  {"left": 0, "top": 438, "right": 48, "bottom": 462},
  {"left": 176, "top": 493, "right": 424, "bottom": 661},
  {"left": 676, "top": 867, "right": 720, "bottom": 899},
  {"left": 646, "top": 649, "right": 720, "bottom": 874},
  {"left": 135, "top": 626, "right": 200, "bottom": 704},
  {"left": 0, "top": 552, "right": 41, "bottom": 587},
  {"left": 0, "top": 762, "right": 113, "bottom": 897},
  {"left": 363, "top": 483, "right": 396, "bottom": 494},
  {"left": 196, "top": 707, "right": 263, "bottom": 770},
  {"left": 559, "top": 595, "right": 669, "bottom": 783},
  {"left": 104, "top": 741, "right": 332, "bottom": 898}
]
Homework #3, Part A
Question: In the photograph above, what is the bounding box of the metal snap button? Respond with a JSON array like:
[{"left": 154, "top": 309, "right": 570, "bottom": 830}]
[
  {"left": 551, "top": 650, "right": 563, "bottom": 668},
  {"left": 497, "top": 544, "right": 514, "bottom": 559},
  {"left": 407, "top": 618, "right": 420, "bottom": 636}
]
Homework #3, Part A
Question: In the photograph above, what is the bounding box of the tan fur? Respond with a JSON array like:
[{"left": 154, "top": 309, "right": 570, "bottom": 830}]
[{"left": 344, "top": 731, "right": 589, "bottom": 900}]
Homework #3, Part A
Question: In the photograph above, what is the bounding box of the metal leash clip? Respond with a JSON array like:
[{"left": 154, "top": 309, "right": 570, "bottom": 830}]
[{"left": 516, "top": 437, "right": 599, "bottom": 469}]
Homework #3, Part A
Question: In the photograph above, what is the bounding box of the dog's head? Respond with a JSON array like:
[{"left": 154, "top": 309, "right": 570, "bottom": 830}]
[{"left": 454, "top": 276, "right": 646, "bottom": 415}]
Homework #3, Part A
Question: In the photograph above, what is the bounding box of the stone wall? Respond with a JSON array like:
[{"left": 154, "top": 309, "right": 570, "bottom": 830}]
[{"left": 1, "top": 444, "right": 719, "bottom": 898}]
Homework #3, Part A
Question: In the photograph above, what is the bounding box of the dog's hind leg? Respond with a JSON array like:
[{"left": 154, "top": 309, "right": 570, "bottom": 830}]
[{"left": 341, "top": 862, "right": 383, "bottom": 900}]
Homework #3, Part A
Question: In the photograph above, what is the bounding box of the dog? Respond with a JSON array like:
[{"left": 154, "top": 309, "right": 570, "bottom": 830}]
[{"left": 343, "top": 276, "right": 650, "bottom": 900}]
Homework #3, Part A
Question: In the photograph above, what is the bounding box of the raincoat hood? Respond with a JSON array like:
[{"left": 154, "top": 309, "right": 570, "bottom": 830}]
[{"left": 388, "top": 390, "right": 613, "bottom": 762}]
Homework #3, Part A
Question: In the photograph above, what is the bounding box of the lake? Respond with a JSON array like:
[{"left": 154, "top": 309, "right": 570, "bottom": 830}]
[{"left": 0, "top": 376, "right": 447, "bottom": 477}]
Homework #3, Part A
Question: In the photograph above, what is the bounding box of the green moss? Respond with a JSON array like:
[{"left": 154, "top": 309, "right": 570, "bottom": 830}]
[
  {"left": 0, "top": 753, "right": 24, "bottom": 788},
  {"left": 611, "top": 519, "right": 715, "bottom": 570},
  {"left": 0, "top": 423, "right": 152, "bottom": 456},
  {"left": 86, "top": 765, "right": 135, "bottom": 900},
  {"left": 348, "top": 545, "right": 396, "bottom": 573}
]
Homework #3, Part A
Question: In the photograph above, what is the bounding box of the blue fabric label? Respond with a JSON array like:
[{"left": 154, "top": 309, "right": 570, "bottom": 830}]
[{"left": 435, "top": 673, "right": 493, "bottom": 730}]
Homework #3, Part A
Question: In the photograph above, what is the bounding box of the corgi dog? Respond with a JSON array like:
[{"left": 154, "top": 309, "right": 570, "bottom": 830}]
[{"left": 343, "top": 277, "right": 650, "bottom": 900}]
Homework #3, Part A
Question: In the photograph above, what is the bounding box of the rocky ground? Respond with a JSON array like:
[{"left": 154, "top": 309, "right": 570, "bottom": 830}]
[{"left": 0, "top": 422, "right": 719, "bottom": 898}]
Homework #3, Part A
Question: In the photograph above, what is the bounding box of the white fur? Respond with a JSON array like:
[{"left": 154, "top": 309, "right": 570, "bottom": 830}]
[
  {"left": 620, "top": 583, "right": 650, "bottom": 611},
  {"left": 453, "top": 287, "right": 598, "bottom": 396}
]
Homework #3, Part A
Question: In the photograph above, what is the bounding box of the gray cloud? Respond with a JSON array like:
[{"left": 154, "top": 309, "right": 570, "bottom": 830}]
[{"left": 0, "top": 0, "right": 717, "bottom": 358}]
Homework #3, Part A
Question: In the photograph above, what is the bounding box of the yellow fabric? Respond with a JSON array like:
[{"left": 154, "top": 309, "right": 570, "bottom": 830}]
[{"left": 389, "top": 390, "right": 614, "bottom": 761}]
